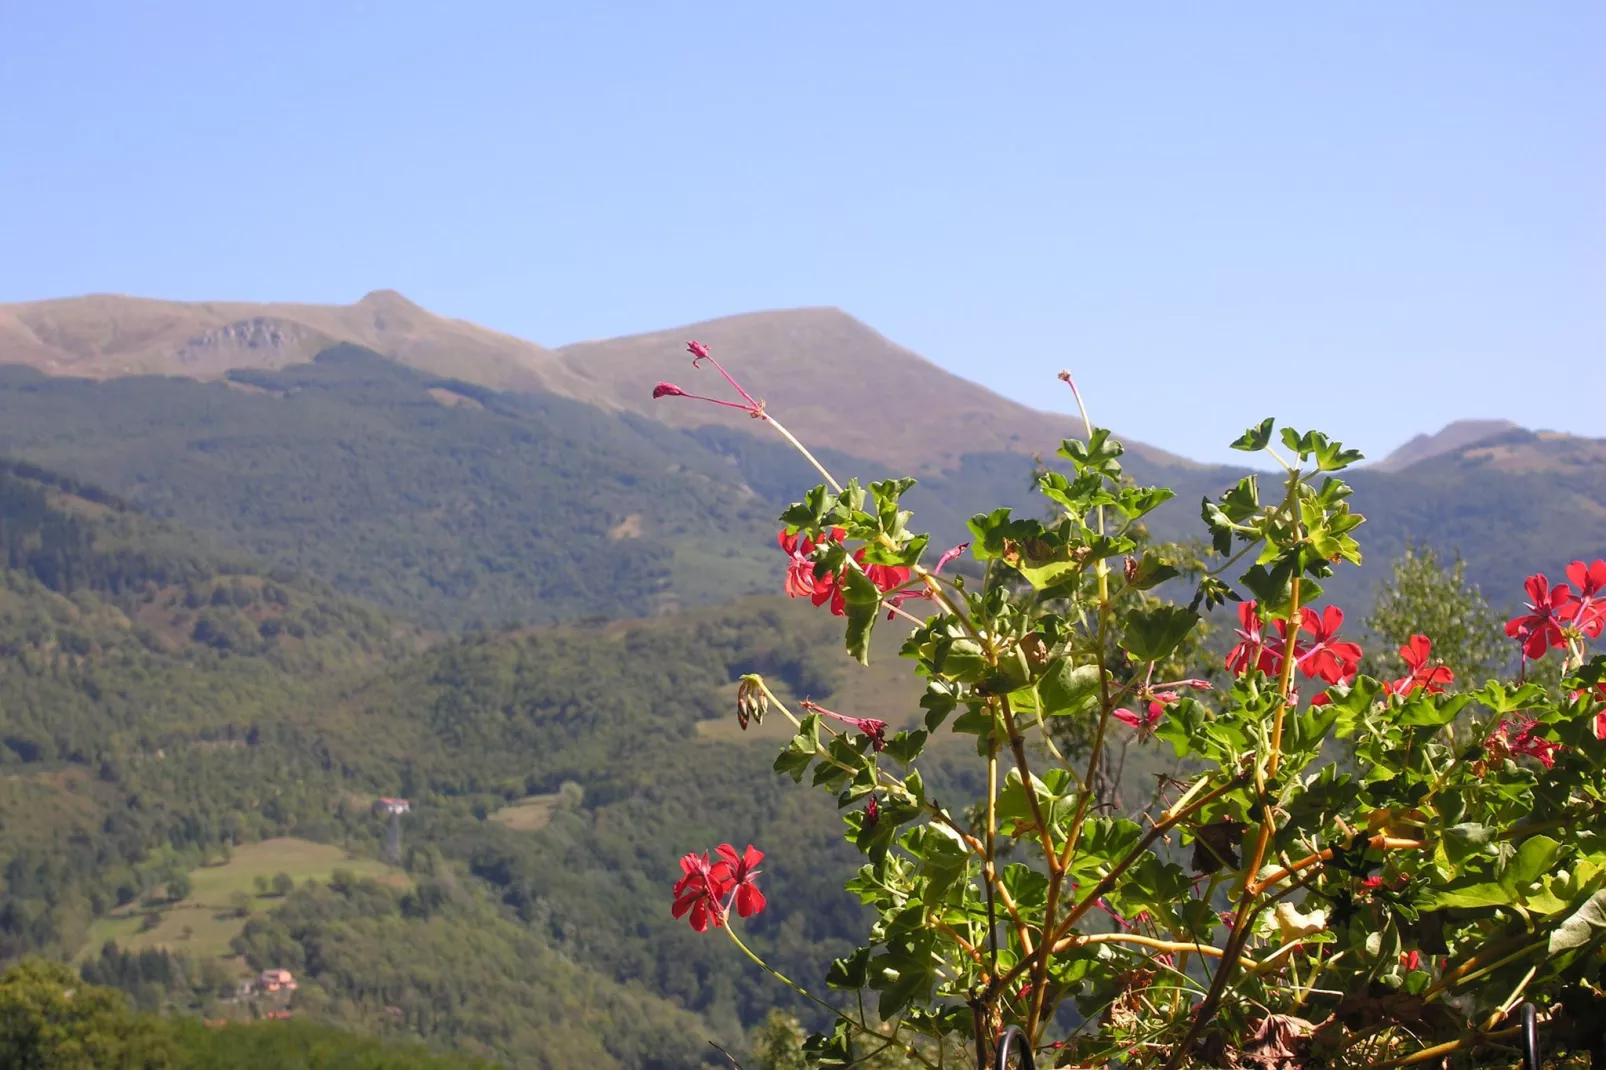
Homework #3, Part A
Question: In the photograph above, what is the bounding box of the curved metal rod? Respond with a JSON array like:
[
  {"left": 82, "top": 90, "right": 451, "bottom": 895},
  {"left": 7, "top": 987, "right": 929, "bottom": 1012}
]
[
  {"left": 1520, "top": 1001, "right": 1539, "bottom": 1070},
  {"left": 993, "top": 1025, "right": 1037, "bottom": 1070}
]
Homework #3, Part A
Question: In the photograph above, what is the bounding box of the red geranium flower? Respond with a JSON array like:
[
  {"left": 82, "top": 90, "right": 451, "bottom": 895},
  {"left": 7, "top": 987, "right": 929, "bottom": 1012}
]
[
  {"left": 1505, "top": 574, "right": 1578, "bottom": 660},
  {"left": 1226, "top": 602, "right": 1278, "bottom": 676},
  {"left": 1226, "top": 601, "right": 1321, "bottom": 679},
  {"left": 1384, "top": 635, "right": 1455, "bottom": 697},
  {"left": 1112, "top": 694, "right": 1171, "bottom": 740},
  {"left": 713, "top": 844, "right": 767, "bottom": 919},
  {"left": 804, "top": 547, "right": 909, "bottom": 617},
  {"left": 778, "top": 528, "right": 845, "bottom": 600},
  {"left": 671, "top": 851, "right": 732, "bottom": 933},
  {"left": 1565, "top": 559, "right": 1606, "bottom": 639},
  {"left": 1296, "top": 605, "right": 1363, "bottom": 685}
]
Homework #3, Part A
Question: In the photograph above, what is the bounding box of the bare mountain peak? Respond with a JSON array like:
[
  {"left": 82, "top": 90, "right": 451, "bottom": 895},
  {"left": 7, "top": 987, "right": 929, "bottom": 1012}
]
[
  {"left": 357, "top": 289, "right": 426, "bottom": 313},
  {"left": 1374, "top": 419, "right": 1523, "bottom": 472},
  {"left": 555, "top": 305, "right": 1187, "bottom": 472}
]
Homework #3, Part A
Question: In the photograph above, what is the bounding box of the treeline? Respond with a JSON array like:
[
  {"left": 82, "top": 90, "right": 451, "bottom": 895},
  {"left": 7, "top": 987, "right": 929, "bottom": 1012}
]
[{"left": 1, "top": 957, "right": 496, "bottom": 1068}]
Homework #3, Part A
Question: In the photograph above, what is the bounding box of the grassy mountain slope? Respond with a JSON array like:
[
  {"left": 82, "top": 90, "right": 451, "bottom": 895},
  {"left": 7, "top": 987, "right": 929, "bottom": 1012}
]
[
  {"left": 0, "top": 290, "right": 602, "bottom": 397},
  {"left": 552, "top": 307, "right": 1193, "bottom": 472},
  {"left": 1371, "top": 418, "right": 1521, "bottom": 472}
]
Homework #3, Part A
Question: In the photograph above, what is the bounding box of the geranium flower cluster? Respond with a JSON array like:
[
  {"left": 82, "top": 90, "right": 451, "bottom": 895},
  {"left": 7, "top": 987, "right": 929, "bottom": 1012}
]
[
  {"left": 671, "top": 843, "right": 767, "bottom": 933},
  {"left": 1224, "top": 601, "right": 1363, "bottom": 693},
  {"left": 778, "top": 529, "right": 910, "bottom": 615},
  {"left": 1505, "top": 559, "right": 1606, "bottom": 660}
]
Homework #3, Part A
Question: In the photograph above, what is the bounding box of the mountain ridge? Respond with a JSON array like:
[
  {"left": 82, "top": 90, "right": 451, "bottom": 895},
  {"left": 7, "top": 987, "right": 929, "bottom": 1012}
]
[
  {"left": 0, "top": 293, "right": 1191, "bottom": 472},
  {"left": 2, "top": 291, "right": 1599, "bottom": 480},
  {"left": 1373, "top": 419, "right": 1522, "bottom": 472}
]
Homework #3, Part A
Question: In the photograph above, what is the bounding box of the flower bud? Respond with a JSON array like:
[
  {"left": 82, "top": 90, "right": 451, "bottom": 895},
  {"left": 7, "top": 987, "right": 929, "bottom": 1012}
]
[
  {"left": 736, "top": 675, "right": 768, "bottom": 730},
  {"left": 653, "top": 382, "right": 688, "bottom": 399}
]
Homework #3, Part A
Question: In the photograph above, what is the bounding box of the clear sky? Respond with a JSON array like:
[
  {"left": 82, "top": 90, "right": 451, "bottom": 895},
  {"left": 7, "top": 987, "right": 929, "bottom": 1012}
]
[{"left": 2, "top": 2, "right": 1601, "bottom": 464}]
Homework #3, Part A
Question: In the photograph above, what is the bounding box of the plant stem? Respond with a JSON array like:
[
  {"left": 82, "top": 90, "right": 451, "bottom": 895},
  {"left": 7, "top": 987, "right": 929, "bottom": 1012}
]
[
  {"left": 762, "top": 414, "right": 843, "bottom": 494},
  {"left": 1246, "top": 836, "right": 1426, "bottom": 897},
  {"left": 724, "top": 923, "right": 849, "bottom": 1025},
  {"left": 1163, "top": 502, "right": 1305, "bottom": 1070},
  {"left": 985, "top": 743, "right": 1000, "bottom": 968}
]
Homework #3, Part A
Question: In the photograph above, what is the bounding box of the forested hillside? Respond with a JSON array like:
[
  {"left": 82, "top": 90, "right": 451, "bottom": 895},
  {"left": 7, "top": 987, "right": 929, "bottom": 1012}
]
[
  {"left": 0, "top": 459, "right": 950, "bottom": 1066},
  {"left": 0, "top": 350, "right": 784, "bottom": 629},
  {"left": 1, "top": 347, "right": 1601, "bottom": 635}
]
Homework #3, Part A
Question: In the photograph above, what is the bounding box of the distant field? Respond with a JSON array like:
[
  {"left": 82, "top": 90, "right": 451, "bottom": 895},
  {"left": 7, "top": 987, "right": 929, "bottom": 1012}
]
[
  {"left": 81, "top": 838, "right": 402, "bottom": 966},
  {"left": 489, "top": 793, "right": 563, "bottom": 831}
]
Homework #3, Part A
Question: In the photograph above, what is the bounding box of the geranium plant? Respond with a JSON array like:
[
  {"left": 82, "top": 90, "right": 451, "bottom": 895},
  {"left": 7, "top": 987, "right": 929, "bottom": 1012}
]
[{"left": 658, "top": 344, "right": 1606, "bottom": 1068}]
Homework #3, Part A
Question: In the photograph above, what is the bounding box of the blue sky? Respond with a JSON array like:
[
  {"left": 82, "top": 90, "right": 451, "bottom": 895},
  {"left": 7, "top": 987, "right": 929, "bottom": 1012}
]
[{"left": 2, "top": 2, "right": 1600, "bottom": 464}]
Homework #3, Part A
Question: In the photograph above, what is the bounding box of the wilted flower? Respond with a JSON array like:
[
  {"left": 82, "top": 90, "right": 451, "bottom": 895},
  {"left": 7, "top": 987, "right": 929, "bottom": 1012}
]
[
  {"left": 736, "top": 674, "right": 769, "bottom": 730},
  {"left": 801, "top": 699, "right": 888, "bottom": 751},
  {"left": 1484, "top": 716, "right": 1562, "bottom": 770}
]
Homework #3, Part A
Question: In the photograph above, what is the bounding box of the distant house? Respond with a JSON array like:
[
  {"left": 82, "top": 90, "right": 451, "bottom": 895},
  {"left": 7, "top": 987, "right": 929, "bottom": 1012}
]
[
  {"left": 376, "top": 797, "right": 410, "bottom": 815},
  {"left": 258, "top": 968, "right": 297, "bottom": 993}
]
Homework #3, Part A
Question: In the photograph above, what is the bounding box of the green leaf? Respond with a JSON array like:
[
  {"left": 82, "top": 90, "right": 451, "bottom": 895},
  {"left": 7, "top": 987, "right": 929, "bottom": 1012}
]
[
  {"left": 882, "top": 729, "right": 928, "bottom": 764},
  {"left": 1120, "top": 606, "right": 1199, "bottom": 662},
  {"left": 1501, "top": 834, "right": 1563, "bottom": 894},
  {"left": 1057, "top": 428, "right": 1124, "bottom": 477},
  {"left": 779, "top": 485, "right": 832, "bottom": 530},
  {"left": 1475, "top": 681, "right": 1548, "bottom": 715},
  {"left": 774, "top": 714, "right": 821, "bottom": 782},
  {"left": 1000, "top": 863, "right": 1050, "bottom": 911},
  {"left": 1038, "top": 659, "right": 1101, "bottom": 719},
  {"left": 1230, "top": 418, "right": 1275, "bottom": 452},
  {"left": 1427, "top": 881, "right": 1513, "bottom": 909},
  {"left": 1240, "top": 558, "right": 1321, "bottom": 618},
  {"left": 803, "top": 1021, "right": 853, "bottom": 1068},
  {"left": 1123, "top": 550, "right": 1180, "bottom": 591},
  {"left": 1397, "top": 693, "right": 1472, "bottom": 727},
  {"left": 1113, "top": 485, "right": 1175, "bottom": 520},
  {"left": 826, "top": 946, "right": 872, "bottom": 989},
  {"left": 1443, "top": 823, "right": 1497, "bottom": 866},
  {"left": 1549, "top": 889, "right": 1606, "bottom": 954},
  {"left": 840, "top": 568, "right": 881, "bottom": 665}
]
